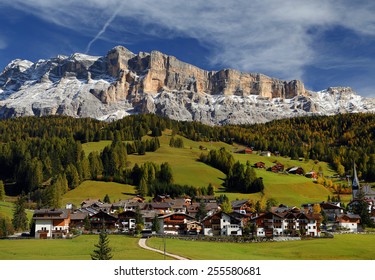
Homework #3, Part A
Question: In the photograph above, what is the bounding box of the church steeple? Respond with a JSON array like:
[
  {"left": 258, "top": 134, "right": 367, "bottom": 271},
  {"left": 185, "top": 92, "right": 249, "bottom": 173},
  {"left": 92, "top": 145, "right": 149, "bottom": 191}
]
[{"left": 352, "top": 162, "right": 360, "bottom": 198}]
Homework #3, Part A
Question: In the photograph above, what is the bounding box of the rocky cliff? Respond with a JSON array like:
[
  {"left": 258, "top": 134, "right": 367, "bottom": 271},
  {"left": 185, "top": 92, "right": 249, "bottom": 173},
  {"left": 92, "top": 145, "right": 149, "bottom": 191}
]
[{"left": 0, "top": 46, "right": 374, "bottom": 124}]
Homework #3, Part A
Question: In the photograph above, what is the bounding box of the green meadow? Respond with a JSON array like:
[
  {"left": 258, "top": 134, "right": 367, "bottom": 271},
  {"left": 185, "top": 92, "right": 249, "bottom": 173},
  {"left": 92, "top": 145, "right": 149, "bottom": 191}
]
[
  {"left": 1, "top": 234, "right": 374, "bottom": 260},
  {"left": 147, "top": 234, "right": 375, "bottom": 260},
  {"left": 0, "top": 235, "right": 172, "bottom": 260},
  {"left": 62, "top": 180, "right": 137, "bottom": 207},
  {"left": 0, "top": 201, "right": 33, "bottom": 221},
  {"left": 80, "top": 132, "right": 337, "bottom": 207}
]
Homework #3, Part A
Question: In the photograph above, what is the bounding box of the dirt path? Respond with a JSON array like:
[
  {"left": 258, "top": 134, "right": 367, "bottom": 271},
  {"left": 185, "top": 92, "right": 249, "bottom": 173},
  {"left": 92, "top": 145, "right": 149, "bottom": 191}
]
[{"left": 138, "top": 238, "right": 189, "bottom": 260}]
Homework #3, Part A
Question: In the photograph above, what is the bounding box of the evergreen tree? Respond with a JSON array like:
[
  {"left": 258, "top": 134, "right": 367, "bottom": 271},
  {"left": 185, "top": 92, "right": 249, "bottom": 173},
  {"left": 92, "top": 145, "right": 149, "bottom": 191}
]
[
  {"left": 0, "top": 180, "right": 5, "bottom": 201},
  {"left": 91, "top": 230, "right": 113, "bottom": 260},
  {"left": 207, "top": 183, "right": 215, "bottom": 196},
  {"left": 353, "top": 190, "right": 374, "bottom": 228},
  {"left": 0, "top": 215, "right": 14, "bottom": 237},
  {"left": 159, "top": 162, "right": 173, "bottom": 184},
  {"left": 134, "top": 207, "right": 144, "bottom": 234},
  {"left": 65, "top": 164, "right": 80, "bottom": 189},
  {"left": 50, "top": 174, "right": 68, "bottom": 208},
  {"left": 12, "top": 195, "right": 29, "bottom": 232},
  {"left": 88, "top": 152, "right": 103, "bottom": 179},
  {"left": 195, "top": 201, "right": 208, "bottom": 221},
  {"left": 103, "top": 194, "right": 111, "bottom": 204},
  {"left": 151, "top": 215, "right": 160, "bottom": 233},
  {"left": 137, "top": 142, "right": 146, "bottom": 155}
]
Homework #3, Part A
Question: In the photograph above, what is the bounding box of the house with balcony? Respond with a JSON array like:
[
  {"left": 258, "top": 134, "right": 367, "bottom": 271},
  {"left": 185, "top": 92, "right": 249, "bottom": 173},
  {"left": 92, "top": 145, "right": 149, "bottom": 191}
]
[
  {"left": 251, "top": 210, "right": 321, "bottom": 238},
  {"left": 33, "top": 208, "right": 71, "bottom": 239},
  {"left": 335, "top": 213, "right": 361, "bottom": 232},
  {"left": 157, "top": 213, "right": 197, "bottom": 235},
  {"left": 89, "top": 210, "right": 118, "bottom": 233},
  {"left": 202, "top": 211, "right": 242, "bottom": 236}
]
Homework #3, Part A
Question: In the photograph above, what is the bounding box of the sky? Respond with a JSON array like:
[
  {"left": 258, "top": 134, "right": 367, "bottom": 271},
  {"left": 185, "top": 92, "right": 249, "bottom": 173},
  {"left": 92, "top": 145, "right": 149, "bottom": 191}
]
[{"left": 0, "top": 0, "right": 374, "bottom": 97}]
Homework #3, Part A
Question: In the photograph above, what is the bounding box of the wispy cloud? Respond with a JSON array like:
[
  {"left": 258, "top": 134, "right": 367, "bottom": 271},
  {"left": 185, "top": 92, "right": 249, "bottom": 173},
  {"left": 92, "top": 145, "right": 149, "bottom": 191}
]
[
  {"left": 5, "top": 0, "right": 375, "bottom": 84},
  {"left": 84, "top": 5, "right": 122, "bottom": 54},
  {"left": 0, "top": 35, "right": 7, "bottom": 50}
]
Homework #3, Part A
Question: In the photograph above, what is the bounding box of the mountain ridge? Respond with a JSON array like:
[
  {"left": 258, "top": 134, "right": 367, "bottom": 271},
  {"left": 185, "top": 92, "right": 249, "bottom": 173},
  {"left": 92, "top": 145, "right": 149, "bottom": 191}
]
[{"left": 0, "top": 45, "right": 374, "bottom": 124}]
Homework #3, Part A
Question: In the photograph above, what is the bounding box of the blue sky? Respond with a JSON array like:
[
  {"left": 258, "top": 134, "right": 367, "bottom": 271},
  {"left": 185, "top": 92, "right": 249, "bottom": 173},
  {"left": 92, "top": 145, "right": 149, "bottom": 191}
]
[{"left": 0, "top": 0, "right": 374, "bottom": 97}]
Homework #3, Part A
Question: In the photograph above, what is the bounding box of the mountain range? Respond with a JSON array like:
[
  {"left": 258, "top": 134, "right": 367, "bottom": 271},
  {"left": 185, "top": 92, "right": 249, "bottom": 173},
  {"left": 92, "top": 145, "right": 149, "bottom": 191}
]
[{"left": 0, "top": 45, "right": 374, "bottom": 125}]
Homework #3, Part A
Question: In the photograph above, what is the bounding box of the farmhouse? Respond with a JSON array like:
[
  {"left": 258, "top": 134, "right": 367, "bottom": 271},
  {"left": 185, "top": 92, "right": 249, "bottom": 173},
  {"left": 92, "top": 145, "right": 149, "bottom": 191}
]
[
  {"left": 335, "top": 213, "right": 361, "bottom": 232},
  {"left": 252, "top": 209, "right": 321, "bottom": 237},
  {"left": 259, "top": 151, "right": 271, "bottom": 157},
  {"left": 305, "top": 171, "right": 318, "bottom": 179},
  {"left": 117, "top": 210, "right": 137, "bottom": 232},
  {"left": 231, "top": 199, "right": 254, "bottom": 214},
  {"left": 270, "top": 163, "right": 284, "bottom": 173},
  {"left": 254, "top": 162, "right": 266, "bottom": 169},
  {"left": 286, "top": 166, "right": 305, "bottom": 175},
  {"left": 158, "top": 213, "right": 197, "bottom": 235},
  {"left": 89, "top": 210, "right": 118, "bottom": 233},
  {"left": 202, "top": 211, "right": 242, "bottom": 236},
  {"left": 236, "top": 148, "right": 253, "bottom": 154},
  {"left": 69, "top": 212, "right": 89, "bottom": 230},
  {"left": 33, "top": 208, "right": 71, "bottom": 239}
]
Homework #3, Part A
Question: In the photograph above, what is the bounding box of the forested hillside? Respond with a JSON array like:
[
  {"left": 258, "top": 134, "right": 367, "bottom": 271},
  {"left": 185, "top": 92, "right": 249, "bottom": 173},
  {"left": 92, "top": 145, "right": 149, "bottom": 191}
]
[{"left": 0, "top": 113, "right": 373, "bottom": 208}]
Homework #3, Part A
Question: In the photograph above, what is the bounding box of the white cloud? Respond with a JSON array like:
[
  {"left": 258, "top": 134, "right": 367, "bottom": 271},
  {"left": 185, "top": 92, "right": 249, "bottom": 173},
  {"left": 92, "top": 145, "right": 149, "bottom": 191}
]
[
  {"left": 0, "top": 35, "right": 7, "bottom": 50},
  {"left": 5, "top": 0, "right": 375, "bottom": 83}
]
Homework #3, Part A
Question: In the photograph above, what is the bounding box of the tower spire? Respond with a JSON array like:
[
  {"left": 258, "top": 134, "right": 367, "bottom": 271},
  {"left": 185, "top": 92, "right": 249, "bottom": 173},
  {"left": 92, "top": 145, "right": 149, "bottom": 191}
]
[{"left": 352, "top": 162, "right": 360, "bottom": 198}]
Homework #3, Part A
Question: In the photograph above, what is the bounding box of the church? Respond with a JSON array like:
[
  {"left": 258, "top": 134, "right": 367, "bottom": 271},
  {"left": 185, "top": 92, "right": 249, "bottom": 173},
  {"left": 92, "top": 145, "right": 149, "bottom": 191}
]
[{"left": 350, "top": 163, "right": 375, "bottom": 219}]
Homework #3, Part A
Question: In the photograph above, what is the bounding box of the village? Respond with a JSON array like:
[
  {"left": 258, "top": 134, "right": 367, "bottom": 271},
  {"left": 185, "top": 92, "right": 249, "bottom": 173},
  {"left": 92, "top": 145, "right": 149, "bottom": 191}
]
[
  {"left": 29, "top": 157, "right": 375, "bottom": 241},
  {"left": 32, "top": 164, "right": 375, "bottom": 240}
]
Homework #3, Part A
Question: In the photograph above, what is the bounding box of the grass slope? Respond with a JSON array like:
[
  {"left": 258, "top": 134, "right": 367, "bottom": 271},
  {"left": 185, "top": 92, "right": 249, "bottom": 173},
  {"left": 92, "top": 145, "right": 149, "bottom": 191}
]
[
  {"left": 147, "top": 235, "right": 375, "bottom": 260},
  {"left": 81, "top": 132, "right": 336, "bottom": 206},
  {"left": 62, "top": 181, "right": 137, "bottom": 207},
  {"left": 0, "top": 201, "right": 34, "bottom": 221},
  {"left": 0, "top": 235, "right": 172, "bottom": 260}
]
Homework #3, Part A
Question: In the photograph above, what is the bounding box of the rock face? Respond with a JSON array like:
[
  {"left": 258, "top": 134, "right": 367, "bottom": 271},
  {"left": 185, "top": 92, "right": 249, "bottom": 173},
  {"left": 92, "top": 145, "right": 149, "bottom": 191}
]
[{"left": 0, "top": 45, "right": 374, "bottom": 124}]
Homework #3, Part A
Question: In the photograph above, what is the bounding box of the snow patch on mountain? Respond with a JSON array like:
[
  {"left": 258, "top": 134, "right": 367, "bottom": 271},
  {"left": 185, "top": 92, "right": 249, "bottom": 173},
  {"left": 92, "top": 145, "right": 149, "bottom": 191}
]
[{"left": 0, "top": 47, "right": 374, "bottom": 124}]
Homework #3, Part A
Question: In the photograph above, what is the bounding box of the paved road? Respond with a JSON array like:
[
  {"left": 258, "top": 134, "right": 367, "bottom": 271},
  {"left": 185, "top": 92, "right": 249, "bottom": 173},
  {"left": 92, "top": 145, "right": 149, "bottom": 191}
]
[{"left": 138, "top": 238, "right": 189, "bottom": 260}]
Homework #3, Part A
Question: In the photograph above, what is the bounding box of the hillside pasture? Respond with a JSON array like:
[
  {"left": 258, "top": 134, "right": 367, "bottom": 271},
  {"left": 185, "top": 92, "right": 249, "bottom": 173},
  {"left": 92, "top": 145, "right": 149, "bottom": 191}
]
[
  {"left": 81, "top": 133, "right": 337, "bottom": 206},
  {"left": 62, "top": 181, "right": 137, "bottom": 207}
]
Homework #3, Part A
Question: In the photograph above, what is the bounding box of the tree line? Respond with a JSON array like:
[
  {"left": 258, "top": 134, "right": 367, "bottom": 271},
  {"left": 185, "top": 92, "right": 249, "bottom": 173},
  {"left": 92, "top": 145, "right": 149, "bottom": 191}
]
[
  {"left": 175, "top": 113, "right": 375, "bottom": 182},
  {"left": 0, "top": 113, "right": 374, "bottom": 208},
  {"left": 200, "top": 148, "right": 264, "bottom": 194}
]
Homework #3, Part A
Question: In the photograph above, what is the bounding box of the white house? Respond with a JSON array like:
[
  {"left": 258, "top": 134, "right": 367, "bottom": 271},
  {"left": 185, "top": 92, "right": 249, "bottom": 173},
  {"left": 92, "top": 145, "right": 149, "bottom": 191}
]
[
  {"left": 335, "top": 213, "right": 361, "bottom": 232},
  {"left": 202, "top": 211, "right": 242, "bottom": 236},
  {"left": 33, "top": 209, "right": 71, "bottom": 239}
]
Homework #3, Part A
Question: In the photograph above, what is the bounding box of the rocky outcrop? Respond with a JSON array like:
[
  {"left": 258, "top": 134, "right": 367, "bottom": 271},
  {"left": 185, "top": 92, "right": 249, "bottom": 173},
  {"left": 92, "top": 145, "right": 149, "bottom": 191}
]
[
  {"left": 99, "top": 46, "right": 307, "bottom": 101},
  {"left": 0, "top": 45, "right": 374, "bottom": 124}
]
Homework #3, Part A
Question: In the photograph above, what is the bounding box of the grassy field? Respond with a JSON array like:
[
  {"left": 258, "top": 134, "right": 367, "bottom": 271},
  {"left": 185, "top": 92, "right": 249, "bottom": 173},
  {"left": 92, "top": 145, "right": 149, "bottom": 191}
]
[
  {"left": 147, "top": 234, "right": 375, "bottom": 260},
  {"left": 1, "top": 234, "right": 373, "bottom": 260},
  {"left": 81, "top": 132, "right": 337, "bottom": 206},
  {"left": 0, "top": 235, "right": 172, "bottom": 260},
  {"left": 62, "top": 180, "right": 137, "bottom": 207},
  {"left": 0, "top": 200, "right": 34, "bottom": 221}
]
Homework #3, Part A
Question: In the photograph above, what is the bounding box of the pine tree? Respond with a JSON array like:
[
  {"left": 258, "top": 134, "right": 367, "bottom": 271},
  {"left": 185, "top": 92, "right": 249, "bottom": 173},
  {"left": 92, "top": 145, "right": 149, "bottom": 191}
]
[
  {"left": 0, "top": 180, "right": 5, "bottom": 201},
  {"left": 91, "top": 230, "right": 113, "bottom": 260},
  {"left": 151, "top": 215, "right": 160, "bottom": 233},
  {"left": 195, "top": 201, "right": 207, "bottom": 221},
  {"left": 103, "top": 194, "right": 111, "bottom": 204},
  {"left": 12, "top": 196, "right": 29, "bottom": 232}
]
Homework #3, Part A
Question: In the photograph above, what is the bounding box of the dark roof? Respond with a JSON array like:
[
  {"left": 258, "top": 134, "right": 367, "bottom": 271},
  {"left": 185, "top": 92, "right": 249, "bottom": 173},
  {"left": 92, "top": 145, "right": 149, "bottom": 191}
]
[
  {"left": 158, "top": 213, "right": 196, "bottom": 220},
  {"left": 320, "top": 202, "right": 343, "bottom": 210},
  {"left": 231, "top": 199, "right": 250, "bottom": 208},
  {"left": 33, "top": 208, "right": 69, "bottom": 220},
  {"left": 70, "top": 212, "right": 88, "bottom": 220}
]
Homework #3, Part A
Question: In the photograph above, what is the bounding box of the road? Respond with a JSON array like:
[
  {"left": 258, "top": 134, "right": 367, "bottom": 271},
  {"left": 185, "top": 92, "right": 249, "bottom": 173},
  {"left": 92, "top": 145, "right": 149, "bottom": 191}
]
[{"left": 138, "top": 238, "right": 189, "bottom": 260}]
